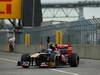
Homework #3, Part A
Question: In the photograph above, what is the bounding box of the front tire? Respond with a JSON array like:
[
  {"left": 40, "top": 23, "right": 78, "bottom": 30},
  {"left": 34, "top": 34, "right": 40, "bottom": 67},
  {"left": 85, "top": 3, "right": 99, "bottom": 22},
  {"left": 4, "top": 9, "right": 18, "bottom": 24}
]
[{"left": 21, "top": 54, "right": 30, "bottom": 68}]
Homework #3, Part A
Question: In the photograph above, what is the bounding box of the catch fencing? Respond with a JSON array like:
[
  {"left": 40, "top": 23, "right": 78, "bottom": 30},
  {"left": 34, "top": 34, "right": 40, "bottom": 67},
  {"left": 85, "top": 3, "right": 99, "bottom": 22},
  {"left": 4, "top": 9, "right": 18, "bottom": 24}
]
[{"left": 40, "top": 18, "right": 100, "bottom": 46}]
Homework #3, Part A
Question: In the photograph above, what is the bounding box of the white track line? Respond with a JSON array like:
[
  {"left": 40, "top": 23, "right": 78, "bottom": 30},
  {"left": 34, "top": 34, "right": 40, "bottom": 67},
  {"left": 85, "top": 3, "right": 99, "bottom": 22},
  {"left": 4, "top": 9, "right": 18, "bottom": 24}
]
[
  {"left": 0, "top": 57, "right": 80, "bottom": 75},
  {"left": 0, "top": 58, "right": 17, "bottom": 63},
  {"left": 50, "top": 69, "right": 80, "bottom": 75}
]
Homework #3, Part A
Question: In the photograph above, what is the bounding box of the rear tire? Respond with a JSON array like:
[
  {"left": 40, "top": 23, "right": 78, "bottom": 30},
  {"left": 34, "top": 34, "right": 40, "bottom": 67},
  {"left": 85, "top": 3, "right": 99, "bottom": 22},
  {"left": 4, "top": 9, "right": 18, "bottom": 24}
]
[{"left": 69, "top": 53, "right": 79, "bottom": 67}]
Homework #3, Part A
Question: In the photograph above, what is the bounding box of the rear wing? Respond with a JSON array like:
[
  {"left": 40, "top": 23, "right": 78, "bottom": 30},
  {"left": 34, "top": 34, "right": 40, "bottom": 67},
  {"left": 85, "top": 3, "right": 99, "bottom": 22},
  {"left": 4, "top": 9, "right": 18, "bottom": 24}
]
[
  {"left": 56, "top": 44, "right": 73, "bottom": 55},
  {"left": 55, "top": 44, "right": 72, "bottom": 48}
]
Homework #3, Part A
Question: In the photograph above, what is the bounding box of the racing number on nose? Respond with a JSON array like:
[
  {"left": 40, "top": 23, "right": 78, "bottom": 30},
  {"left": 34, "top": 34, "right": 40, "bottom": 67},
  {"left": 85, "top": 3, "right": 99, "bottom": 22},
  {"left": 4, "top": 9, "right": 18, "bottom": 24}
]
[{"left": 0, "top": 0, "right": 12, "bottom": 14}]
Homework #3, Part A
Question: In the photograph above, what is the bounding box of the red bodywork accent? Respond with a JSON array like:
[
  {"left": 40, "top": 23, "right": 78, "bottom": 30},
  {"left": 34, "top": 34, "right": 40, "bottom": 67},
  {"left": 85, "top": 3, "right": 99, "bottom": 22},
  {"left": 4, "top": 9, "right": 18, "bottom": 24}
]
[
  {"left": 68, "top": 49, "right": 72, "bottom": 56},
  {"left": 56, "top": 44, "right": 73, "bottom": 56}
]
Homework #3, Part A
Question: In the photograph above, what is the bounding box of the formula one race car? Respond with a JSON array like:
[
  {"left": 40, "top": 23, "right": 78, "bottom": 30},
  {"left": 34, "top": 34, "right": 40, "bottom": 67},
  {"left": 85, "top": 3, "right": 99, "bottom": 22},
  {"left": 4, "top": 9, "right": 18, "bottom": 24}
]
[{"left": 17, "top": 44, "right": 79, "bottom": 68}]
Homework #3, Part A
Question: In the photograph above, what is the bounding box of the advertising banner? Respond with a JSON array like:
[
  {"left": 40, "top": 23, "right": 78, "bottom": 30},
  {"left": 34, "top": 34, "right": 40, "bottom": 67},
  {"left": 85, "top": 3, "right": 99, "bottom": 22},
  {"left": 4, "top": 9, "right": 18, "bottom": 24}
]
[{"left": 0, "top": 0, "right": 21, "bottom": 18}]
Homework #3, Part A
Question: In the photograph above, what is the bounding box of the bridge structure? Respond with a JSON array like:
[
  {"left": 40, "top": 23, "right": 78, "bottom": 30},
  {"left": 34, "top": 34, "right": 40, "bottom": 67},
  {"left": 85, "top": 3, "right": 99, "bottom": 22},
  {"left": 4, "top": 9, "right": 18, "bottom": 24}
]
[{"left": 42, "top": 1, "right": 100, "bottom": 21}]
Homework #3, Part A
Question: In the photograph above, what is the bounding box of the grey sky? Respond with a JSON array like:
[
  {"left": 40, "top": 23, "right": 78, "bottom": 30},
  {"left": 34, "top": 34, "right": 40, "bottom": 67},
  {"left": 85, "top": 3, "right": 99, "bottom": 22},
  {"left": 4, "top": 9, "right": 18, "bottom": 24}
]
[{"left": 41, "top": 0, "right": 100, "bottom": 19}]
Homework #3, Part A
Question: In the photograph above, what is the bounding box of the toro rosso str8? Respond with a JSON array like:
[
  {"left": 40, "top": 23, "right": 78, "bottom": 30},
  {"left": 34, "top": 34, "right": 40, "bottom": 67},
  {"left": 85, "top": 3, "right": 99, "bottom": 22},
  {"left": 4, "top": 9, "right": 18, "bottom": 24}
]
[{"left": 17, "top": 44, "right": 79, "bottom": 68}]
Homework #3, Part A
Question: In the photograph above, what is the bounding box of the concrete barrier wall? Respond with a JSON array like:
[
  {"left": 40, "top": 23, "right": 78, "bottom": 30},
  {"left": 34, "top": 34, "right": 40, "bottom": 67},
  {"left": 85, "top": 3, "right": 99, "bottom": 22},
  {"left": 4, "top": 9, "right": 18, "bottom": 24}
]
[{"left": 73, "top": 44, "right": 100, "bottom": 60}]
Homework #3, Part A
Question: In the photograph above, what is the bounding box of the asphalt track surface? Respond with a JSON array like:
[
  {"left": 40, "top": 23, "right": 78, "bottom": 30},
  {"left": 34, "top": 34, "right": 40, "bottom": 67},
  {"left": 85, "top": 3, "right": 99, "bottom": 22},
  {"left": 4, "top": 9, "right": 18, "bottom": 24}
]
[{"left": 0, "top": 52, "right": 100, "bottom": 75}]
